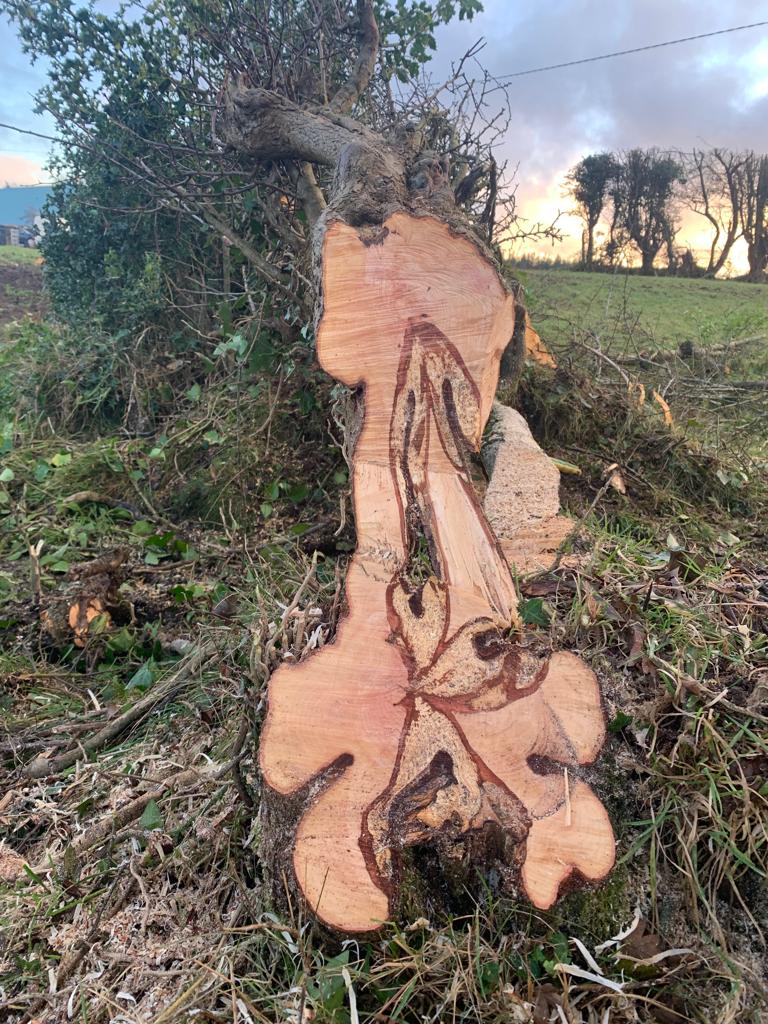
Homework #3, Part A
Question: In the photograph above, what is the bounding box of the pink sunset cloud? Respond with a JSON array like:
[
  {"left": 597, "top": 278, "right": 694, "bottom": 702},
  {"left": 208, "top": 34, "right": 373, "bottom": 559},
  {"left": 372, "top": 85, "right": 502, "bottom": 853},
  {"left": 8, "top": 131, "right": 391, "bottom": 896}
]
[{"left": 0, "top": 154, "right": 45, "bottom": 186}]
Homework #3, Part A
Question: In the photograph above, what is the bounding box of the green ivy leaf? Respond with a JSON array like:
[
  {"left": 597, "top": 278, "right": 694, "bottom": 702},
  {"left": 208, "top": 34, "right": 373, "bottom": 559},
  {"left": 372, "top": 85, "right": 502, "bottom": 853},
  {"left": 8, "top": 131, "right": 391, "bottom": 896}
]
[
  {"left": 290, "top": 522, "right": 313, "bottom": 535},
  {"left": 139, "top": 797, "right": 163, "bottom": 831},
  {"left": 520, "top": 598, "right": 551, "bottom": 627},
  {"left": 108, "top": 628, "right": 135, "bottom": 653},
  {"left": 285, "top": 482, "right": 309, "bottom": 503},
  {"left": 127, "top": 661, "right": 156, "bottom": 691},
  {"left": 608, "top": 711, "right": 633, "bottom": 733}
]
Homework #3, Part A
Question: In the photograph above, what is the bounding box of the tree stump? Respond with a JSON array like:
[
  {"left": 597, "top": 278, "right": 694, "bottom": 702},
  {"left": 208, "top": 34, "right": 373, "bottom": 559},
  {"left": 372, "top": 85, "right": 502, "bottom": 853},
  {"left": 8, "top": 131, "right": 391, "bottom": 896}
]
[{"left": 259, "top": 213, "right": 615, "bottom": 933}]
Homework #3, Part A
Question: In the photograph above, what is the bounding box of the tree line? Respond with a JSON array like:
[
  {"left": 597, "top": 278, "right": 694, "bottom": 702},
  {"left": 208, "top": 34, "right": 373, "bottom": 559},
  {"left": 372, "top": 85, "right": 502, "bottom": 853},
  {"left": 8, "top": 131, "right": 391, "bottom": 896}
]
[{"left": 566, "top": 148, "right": 768, "bottom": 280}]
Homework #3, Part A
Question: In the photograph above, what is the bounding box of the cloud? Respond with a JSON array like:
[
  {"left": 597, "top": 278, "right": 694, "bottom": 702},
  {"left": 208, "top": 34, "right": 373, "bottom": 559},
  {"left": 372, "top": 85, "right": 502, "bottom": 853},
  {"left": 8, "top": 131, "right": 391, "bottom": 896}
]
[
  {"left": 0, "top": 14, "right": 53, "bottom": 163},
  {"left": 432, "top": 0, "right": 768, "bottom": 259},
  {"left": 1, "top": 0, "right": 766, "bottom": 263},
  {"left": 0, "top": 153, "right": 45, "bottom": 185}
]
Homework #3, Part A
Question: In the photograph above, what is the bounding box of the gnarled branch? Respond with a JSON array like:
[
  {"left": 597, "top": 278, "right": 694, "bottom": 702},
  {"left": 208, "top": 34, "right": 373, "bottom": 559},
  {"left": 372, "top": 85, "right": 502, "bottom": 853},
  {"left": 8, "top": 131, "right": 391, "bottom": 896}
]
[
  {"left": 219, "top": 83, "right": 407, "bottom": 223},
  {"left": 329, "top": 0, "right": 379, "bottom": 115}
]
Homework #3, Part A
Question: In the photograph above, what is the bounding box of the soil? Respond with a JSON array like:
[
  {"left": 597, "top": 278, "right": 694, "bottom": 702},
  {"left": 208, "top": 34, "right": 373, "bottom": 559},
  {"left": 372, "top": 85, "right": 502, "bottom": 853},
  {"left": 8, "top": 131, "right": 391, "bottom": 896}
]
[{"left": 0, "top": 261, "right": 46, "bottom": 326}]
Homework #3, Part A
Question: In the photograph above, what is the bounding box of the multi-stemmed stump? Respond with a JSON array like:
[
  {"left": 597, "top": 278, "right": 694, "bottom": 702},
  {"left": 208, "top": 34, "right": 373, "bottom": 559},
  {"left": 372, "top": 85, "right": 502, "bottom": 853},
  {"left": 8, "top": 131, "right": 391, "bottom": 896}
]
[{"left": 259, "top": 214, "right": 615, "bottom": 933}]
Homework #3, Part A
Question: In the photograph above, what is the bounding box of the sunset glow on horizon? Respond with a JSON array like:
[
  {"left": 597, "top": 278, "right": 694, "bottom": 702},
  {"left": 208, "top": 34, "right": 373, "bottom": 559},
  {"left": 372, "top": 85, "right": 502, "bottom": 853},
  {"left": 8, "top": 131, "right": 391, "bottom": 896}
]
[
  {"left": 508, "top": 168, "right": 752, "bottom": 276},
  {"left": 0, "top": 154, "right": 47, "bottom": 187}
]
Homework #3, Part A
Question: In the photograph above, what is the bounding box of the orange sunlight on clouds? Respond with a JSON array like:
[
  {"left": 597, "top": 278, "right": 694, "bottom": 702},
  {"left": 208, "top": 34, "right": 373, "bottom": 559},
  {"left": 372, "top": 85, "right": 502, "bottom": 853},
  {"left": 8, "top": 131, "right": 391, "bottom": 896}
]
[{"left": 0, "top": 154, "right": 45, "bottom": 185}]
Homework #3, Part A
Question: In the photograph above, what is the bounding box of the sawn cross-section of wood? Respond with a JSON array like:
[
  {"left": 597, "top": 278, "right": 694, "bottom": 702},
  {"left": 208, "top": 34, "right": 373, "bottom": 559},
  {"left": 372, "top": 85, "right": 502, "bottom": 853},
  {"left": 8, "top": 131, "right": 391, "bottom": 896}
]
[{"left": 260, "top": 213, "right": 615, "bottom": 933}]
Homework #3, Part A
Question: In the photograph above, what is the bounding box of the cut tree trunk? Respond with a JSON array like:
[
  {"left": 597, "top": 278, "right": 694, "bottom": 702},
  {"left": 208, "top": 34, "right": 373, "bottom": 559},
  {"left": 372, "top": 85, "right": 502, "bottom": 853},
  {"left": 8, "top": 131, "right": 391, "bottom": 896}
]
[
  {"left": 259, "top": 213, "right": 615, "bottom": 933},
  {"left": 482, "top": 403, "right": 574, "bottom": 574},
  {"left": 218, "top": 21, "right": 615, "bottom": 930}
]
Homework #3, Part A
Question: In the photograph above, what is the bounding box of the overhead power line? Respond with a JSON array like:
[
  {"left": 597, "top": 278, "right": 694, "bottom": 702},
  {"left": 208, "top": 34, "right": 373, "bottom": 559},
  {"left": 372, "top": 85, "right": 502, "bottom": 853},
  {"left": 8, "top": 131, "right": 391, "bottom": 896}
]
[{"left": 500, "top": 20, "right": 768, "bottom": 80}]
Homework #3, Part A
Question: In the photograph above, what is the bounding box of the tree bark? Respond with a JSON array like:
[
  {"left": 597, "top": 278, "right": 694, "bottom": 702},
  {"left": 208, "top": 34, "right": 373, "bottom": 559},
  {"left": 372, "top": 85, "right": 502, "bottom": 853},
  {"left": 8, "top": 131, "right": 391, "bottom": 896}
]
[
  {"left": 741, "top": 154, "right": 768, "bottom": 283},
  {"left": 585, "top": 213, "right": 598, "bottom": 269},
  {"left": 640, "top": 248, "right": 656, "bottom": 275}
]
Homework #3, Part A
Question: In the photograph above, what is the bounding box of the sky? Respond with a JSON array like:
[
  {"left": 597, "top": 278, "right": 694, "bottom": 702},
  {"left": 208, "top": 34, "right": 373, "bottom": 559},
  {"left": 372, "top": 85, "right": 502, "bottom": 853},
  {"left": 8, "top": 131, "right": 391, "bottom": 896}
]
[
  {"left": 431, "top": 0, "right": 768, "bottom": 266},
  {"left": 2, "top": 1, "right": 768, "bottom": 268}
]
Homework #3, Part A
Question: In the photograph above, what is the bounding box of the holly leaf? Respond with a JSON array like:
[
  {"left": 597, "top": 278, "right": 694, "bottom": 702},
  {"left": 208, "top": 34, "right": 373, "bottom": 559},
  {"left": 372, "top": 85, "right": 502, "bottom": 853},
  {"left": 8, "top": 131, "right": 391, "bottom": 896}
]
[
  {"left": 139, "top": 798, "right": 163, "bottom": 831},
  {"left": 520, "top": 598, "right": 551, "bottom": 626}
]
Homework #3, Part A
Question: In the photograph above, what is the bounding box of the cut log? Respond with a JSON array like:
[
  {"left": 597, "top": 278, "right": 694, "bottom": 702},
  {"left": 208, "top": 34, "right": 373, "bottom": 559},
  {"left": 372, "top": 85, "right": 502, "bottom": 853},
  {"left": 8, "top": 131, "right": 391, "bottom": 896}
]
[
  {"left": 482, "top": 404, "right": 574, "bottom": 574},
  {"left": 260, "top": 213, "right": 614, "bottom": 933}
]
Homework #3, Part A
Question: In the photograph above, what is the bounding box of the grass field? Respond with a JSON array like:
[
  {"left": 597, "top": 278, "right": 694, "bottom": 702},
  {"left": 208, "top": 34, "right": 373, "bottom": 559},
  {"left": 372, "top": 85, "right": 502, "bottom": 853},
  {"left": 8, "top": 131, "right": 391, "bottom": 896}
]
[
  {"left": 0, "top": 244, "right": 41, "bottom": 267},
  {"left": 1, "top": 264, "right": 767, "bottom": 1022},
  {"left": 517, "top": 267, "right": 768, "bottom": 354}
]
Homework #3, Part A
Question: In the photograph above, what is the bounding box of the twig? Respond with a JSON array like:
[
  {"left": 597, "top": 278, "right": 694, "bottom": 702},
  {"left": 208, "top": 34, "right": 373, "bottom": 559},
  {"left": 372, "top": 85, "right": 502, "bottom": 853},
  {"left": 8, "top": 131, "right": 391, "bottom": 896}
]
[
  {"left": 16, "top": 865, "right": 127, "bottom": 1023},
  {"left": 230, "top": 710, "right": 255, "bottom": 810},
  {"left": 251, "top": 520, "right": 327, "bottom": 553},
  {"left": 575, "top": 335, "right": 631, "bottom": 386},
  {"left": 55, "top": 768, "right": 202, "bottom": 862},
  {"left": 58, "top": 490, "right": 142, "bottom": 517},
  {"left": 263, "top": 553, "right": 318, "bottom": 667},
  {"left": 25, "top": 643, "right": 217, "bottom": 778},
  {"left": 29, "top": 539, "right": 44, "bottom": 608},
  {"left": 551, "top": 475, "right": 617, "bottom": 570},
  {"left": 128, "top": 855, "right": 151, "bottom": 934}
]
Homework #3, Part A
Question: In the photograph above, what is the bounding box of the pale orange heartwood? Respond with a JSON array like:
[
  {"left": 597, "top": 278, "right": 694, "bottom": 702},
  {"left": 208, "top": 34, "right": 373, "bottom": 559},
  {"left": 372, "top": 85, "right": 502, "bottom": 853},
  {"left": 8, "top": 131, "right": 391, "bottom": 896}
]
[{"left": 260, "top": 213, "right": 615, "bottom": 933}]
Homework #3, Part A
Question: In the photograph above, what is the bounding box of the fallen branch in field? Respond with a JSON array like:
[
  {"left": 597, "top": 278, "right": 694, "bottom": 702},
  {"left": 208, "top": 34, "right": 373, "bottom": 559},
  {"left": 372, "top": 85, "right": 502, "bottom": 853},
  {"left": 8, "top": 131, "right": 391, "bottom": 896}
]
[{"left": 25, "top": 643, "right": 218, "bottom": 778}]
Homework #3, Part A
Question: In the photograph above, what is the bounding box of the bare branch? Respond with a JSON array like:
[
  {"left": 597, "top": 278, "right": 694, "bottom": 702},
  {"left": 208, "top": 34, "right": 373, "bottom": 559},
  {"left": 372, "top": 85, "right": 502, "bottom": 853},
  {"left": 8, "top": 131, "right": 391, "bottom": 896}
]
[
  {"left": 221, "top": 81, "right": 374, "bottom": 166},
  {"left": 219, "top": 80, "right": 407, "bottom": 223},
  {"left": 329, "top": 0, "right": 379, "bottom": 114},
  {"left": 295, "top": 161, "right": 327, "bottom": 228}
]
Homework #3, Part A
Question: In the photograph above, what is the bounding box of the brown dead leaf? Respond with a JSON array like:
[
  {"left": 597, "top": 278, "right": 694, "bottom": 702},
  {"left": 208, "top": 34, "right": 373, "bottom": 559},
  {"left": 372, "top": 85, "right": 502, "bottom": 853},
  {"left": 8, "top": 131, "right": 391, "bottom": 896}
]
[
  {"left": 640, "top": 655, "right": 660, "bottom": 681},
  {"left": 533, "top": 983, "right": 563, "bottom": 1024},
  {"left": 627, "top": 622, "right": 646, "bottom": 661},
  {"left": 652, "top": 388, "right": 674, "bottom": 427},
  {"left": 734, "top": 754, "right": 768, "bottom": 785},
  {"left": 604, "top": 462, "right": 627, "bottom": 495},
  {"left": 520, "top": 577, "right": 563, "bottom": 599},
  {"left": 748, "top": 669, "right": 768, "bottom": 711},
  {"left": 621, "top": 918, "right": 662, "bottom": 960},
  {"left": 0, "top": 841, "right": 26, "bottom": 881},
  {"left": 583, "top": 581, "right": 600, "bottom": 621},
  {"left": 667, "top": 550, "right": 707, "bottom": 584}
]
